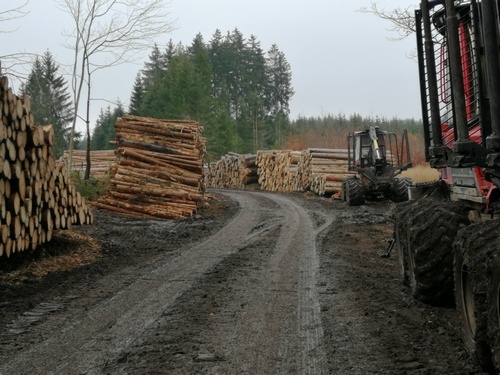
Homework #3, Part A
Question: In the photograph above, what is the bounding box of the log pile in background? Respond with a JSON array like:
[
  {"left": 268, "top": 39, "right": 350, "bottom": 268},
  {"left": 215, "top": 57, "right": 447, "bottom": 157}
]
[
  {"left": 205, "top": 152, "right": 257, "bottom": 189},
  {"left": 0, "top": 76, "right": 93, "bottom": 258},
  {"left": 96, "top": 115, "right": 205, "bottom": 220},
  {"left": 205, "top": 148, "right": 354, "bottom": 197},
  {"left": 296, "top": 148, "right": 355, "bottom": 196},
  {"left": 256, "top": 150, "right": 301, "bottom": 192},
  {"left": 59, "top": 149, "right": 116, "bottom": 178}
]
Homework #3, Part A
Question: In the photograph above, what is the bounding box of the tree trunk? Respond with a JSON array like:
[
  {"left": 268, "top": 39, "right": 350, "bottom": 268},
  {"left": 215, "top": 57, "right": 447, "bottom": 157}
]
[{"left": 97, "top": 115, "right": 205, "bottom": 220}]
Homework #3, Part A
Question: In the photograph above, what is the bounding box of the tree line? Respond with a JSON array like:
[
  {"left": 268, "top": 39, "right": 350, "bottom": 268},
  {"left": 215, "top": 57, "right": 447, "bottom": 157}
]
[
  {"left": 285, "top": 113, "right": 425, "bottom": 164},
  {"left": 127, "top": 29, "right": 294, "bottom": 160},
  {"left": 4, "top": 1, "right": 422, "bottom": 173},
  {"left": 19, "top": 34, "right": 424, "bottom": 164},
  {"left": 20, "top": 29, "right": 295, "bottom": 162}
]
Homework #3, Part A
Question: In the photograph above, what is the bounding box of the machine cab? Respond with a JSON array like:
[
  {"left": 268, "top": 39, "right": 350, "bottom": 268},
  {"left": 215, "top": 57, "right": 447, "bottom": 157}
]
[{"left": 352, "top": 128, "right": 389, "bottom": 172}]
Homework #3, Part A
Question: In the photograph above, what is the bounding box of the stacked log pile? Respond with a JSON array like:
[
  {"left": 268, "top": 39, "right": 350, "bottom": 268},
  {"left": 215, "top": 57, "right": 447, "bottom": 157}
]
[
  {"left": 59, "top": 149, "right": 116, "bottom": 177},
  {"left": 296, "top": 148, "right": 355, "bottom": 195},
  {"left": 256, "top": 150, "right": 301, "bottom": 192},
  {"left": 96, "top": 115, "right": 205, "bottom": 220},
  {"left": 0, "top": 76, "right": 93, "bottom": 258},
  {"left": 205, "top": 152, "right": 257, "bottom": 189}
]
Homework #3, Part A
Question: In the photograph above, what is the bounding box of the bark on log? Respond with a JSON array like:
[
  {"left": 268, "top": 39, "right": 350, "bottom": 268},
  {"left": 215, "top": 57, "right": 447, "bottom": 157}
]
[
  {"left": 97, "top": 114, "right": 205, "bottom": 220},
  {"left": 59, "top": 149, "right": 116, "bottom": 178},
  {"left": 205, "top": 152, "right": 258, "bottom": 190},
  {"left": 0, "top": 76, "right": 93, "bottom": 259}
]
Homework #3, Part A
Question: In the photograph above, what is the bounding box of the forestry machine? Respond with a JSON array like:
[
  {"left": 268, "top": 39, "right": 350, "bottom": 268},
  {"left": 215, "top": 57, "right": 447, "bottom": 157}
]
[
  {"left": 393, "top": 1, "right": 500, "bottom": 372},
  {"left": 341, "top": 126, "right": 413, "bottom": 205}
]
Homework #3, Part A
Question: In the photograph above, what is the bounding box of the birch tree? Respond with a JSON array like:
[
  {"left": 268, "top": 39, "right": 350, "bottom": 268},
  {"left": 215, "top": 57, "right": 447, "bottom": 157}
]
[{"left": 58, "top": 0, "right": 175, "bottom": 179}]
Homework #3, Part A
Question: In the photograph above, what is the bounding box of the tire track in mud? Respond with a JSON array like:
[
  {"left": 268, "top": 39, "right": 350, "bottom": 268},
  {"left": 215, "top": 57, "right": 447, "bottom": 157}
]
[
  {"left": 0, "top": 191, "right": 262, "bottom": 374},
  {"left": 268, "top": 194, "right": 330, "bottom": 374},
  {"left": 197, "top": 192, "right": 329, "bottom": 375},
  {"left": 0, "top": 190, "right": 328, "bottom": 375}
]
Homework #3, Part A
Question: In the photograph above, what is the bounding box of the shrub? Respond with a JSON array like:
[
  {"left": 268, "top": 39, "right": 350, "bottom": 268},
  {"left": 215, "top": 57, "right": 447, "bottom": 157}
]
[{"left": 71, "top": 173, "right": 111, "bottom": 202}]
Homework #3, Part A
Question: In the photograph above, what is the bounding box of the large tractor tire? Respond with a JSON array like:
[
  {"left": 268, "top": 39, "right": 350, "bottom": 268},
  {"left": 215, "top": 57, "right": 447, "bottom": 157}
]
[
  {"left": 454, "top": 222, "right": 496, "bottom": 372},
  {"left": 343, "top": 178, "right": 365, "bottom": 206},
  {"left": 390, "top": 177, "right": 412, "bottom": 202},
  {"left": 488, "top": 257, "right": 500, "bottom": 372},
  {"left": 398, "top": 199, "right": 469, "bottom": 304}
]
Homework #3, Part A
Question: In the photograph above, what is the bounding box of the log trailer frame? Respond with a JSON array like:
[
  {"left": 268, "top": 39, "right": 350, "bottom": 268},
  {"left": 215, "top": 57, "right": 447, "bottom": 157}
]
[
  {"left": 341, "top": 126, "right": 412, "bottom": 205},
  {"left": 394, "top": 0, "right": 500, "bottom": 372}
]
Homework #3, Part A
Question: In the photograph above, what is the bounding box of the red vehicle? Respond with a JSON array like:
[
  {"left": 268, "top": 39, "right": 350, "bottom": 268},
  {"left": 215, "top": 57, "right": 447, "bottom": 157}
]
[{"left": 394, "top": 0, "right": 500, "bottom": 372}]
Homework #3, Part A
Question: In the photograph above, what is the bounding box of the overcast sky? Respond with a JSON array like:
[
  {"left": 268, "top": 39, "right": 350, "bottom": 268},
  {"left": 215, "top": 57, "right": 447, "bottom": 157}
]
[{"left": 4, "top": 0, "right": 420, "bottom": 131}]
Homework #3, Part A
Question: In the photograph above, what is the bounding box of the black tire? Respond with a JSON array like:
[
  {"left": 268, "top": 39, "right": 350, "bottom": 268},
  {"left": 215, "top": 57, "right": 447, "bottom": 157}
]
[
  {"left": 487, "top": 259, "right": 500, "bottom": 372},
  {"left": 344, "top": 178, "right": 365, "bottom": 206},
  {"left": 454, "top": 222, "right": 495, "bottom": 372},
  {"left": 390, "top": 177, "right": 412, "bottom": 203},
  {"left": 405, "top": 200, "right": 469, "bottom": 304},
  {"left": 488, "top": 258, "right": 500, "bottom": 374}
]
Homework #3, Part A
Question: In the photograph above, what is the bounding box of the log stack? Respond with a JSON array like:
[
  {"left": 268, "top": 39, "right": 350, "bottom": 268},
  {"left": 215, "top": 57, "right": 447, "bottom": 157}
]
[
  {"left": 96, "top": 115, "right": 205, "bottom": 220},
  {"left": 0, "top": 76, "right": 93, "bottom": 258},
  {"left": 256, "top": 150, "right": 301, "bottom": 192},
  {"left": 295, "top": 148, "right": 355, "bottom": 195},
  {"left": 59, "top": 149, "right": 117, "bottom": 178},
  {"left": 205, "top": 152, "right": 257, "bottom": 189}
]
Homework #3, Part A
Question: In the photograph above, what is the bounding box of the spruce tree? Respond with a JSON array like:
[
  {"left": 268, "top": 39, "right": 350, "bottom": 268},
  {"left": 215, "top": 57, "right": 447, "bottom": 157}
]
[
  {"left": 245, "top": 35, "right": 268, "bottom": 151},
  {"left": 142, "top": 43, "right": 167, "bottom": 89},
  {"left": 133, "top": 30, "right": 295, "bottom": 158},
  {"left": 91, "top": 103, "right": 124, "bottom": 150},
  {"left": 129, "top": 73, "right": 144, "bottom": 115},
  {"left": 187, "top": 33, "right": 213, "bottom": 120},
  {"left": 208, "top": 29, "right": 226, "bottom": 99},
  {"left": 265, "top": 44, "right": 294, "bottom": 147},
  {"left": 22, "top": 50, "right": 74, "bottom": 158}
]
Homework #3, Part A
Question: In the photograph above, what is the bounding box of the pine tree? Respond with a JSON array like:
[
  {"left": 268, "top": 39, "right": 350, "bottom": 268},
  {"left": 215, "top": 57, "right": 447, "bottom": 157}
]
[
  {"left": 129, "top": 73, "right": 144, "bottom": 115},
  {"left": 91, "top": 107, "right": 112, "bottom": 150},
  {"left": 22, "top": 50, "right": 74, "bottom": 158},
  {"left": 165, "top": 39, "right": 177, "bottom": 64},
  {"left": 142, "top": 43, "right": 168, "bottom": 89},
  {"left": 187, "top": 33, "right": 213, "bottom": 120},
  {"left": 133, "top": 31, "right": 295, "bottom": 158},
  {"left": 265, "top": 44, "right": 294, "bottom": 147},
  {"left": 245, "top": 35, "right": 268, "bottom": 151},
  {"left": 91, "top": 103, "right": 124, "bottom": 150},
  {"left": 208, "top": 29, "right": 224, "bottom": 98},
  {"left": 266, "top": 44, "right": 294, "bottom": 118},
  {"left": 205, "top": 100, "right": 240, "bottom": 161}
]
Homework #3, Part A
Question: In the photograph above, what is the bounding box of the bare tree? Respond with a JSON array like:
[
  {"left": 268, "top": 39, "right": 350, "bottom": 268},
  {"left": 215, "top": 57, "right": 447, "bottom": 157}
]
[
  {"left": 358, "top": 2, "right": 416, "bottom": 41},
  {"left": 0, "top": 1, "right": 29, "bottom": 33},
  {"left": 57, "top": 0, "right": 176, "bottom": 179},
  {"left": 0, "top": 1, "right": 33, "bottom": 81}
]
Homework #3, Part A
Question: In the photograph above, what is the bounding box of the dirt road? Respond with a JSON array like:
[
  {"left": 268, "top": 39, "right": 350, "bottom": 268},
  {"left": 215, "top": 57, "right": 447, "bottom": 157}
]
[{"left": 0, "top": 190, "right": 486, "bottom": 374}]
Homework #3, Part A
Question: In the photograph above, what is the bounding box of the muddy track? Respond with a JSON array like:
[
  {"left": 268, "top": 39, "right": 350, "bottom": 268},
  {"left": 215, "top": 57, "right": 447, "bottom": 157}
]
[
  {"left": 0, "top": 191, "right": 332, "bottom": 374},
  {"left": 0, "top": 190, "right": 485, "bottom": 374}
]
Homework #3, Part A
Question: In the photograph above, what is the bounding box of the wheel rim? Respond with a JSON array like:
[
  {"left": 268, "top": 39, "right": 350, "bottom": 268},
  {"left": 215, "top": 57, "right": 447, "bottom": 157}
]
[{"left": 462, "top": 265, "right": 477, "bottom": 338}]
